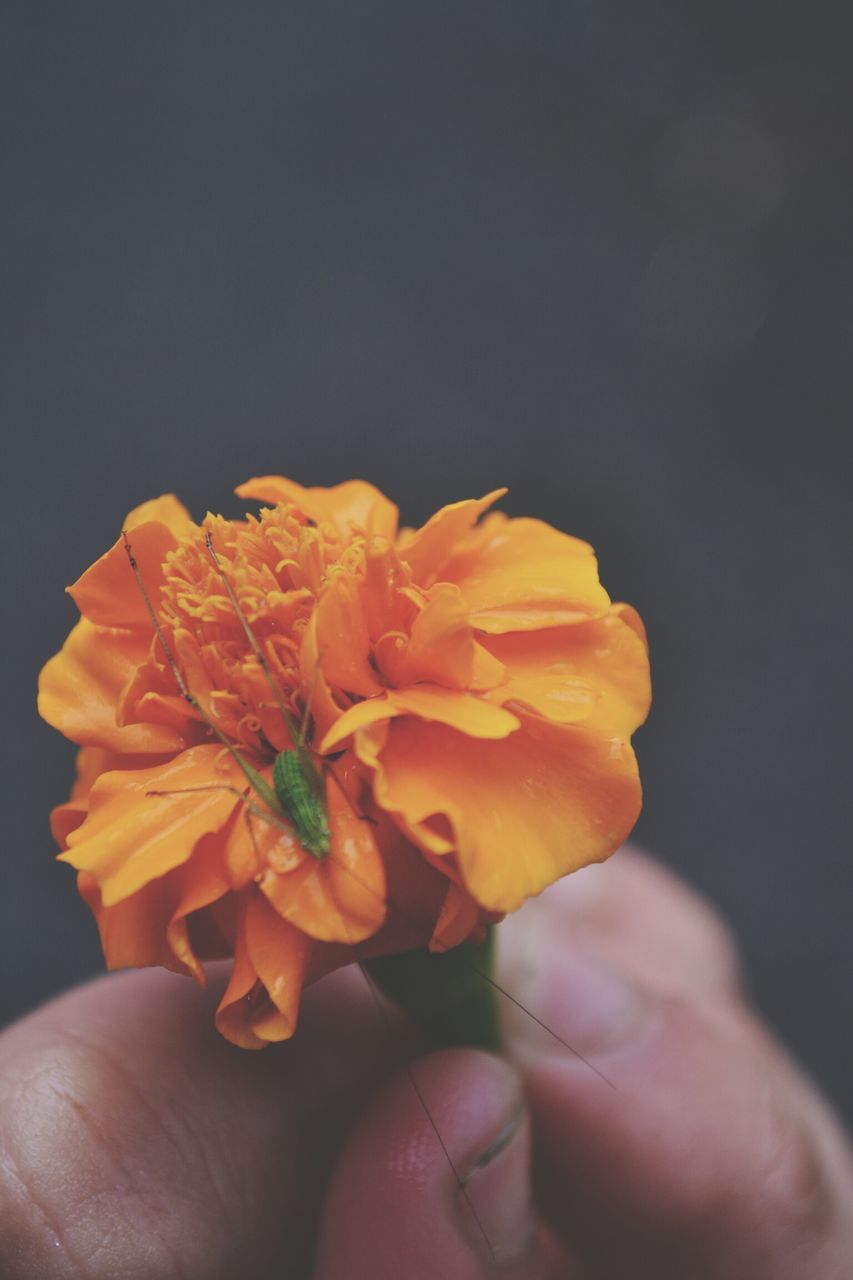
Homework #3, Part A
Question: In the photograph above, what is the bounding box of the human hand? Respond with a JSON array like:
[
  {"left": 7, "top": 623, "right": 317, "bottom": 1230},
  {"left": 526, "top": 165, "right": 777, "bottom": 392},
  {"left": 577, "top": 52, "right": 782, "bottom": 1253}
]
[{"left": 3, "top": 850, "right": 852, "bottom": 1278}]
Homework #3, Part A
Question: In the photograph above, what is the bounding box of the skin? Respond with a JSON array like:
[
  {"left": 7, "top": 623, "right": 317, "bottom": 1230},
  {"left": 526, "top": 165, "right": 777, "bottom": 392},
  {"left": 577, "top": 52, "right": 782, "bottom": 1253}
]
[{"left": 1, "top": 848, "right": 851, "bottom": 1279}]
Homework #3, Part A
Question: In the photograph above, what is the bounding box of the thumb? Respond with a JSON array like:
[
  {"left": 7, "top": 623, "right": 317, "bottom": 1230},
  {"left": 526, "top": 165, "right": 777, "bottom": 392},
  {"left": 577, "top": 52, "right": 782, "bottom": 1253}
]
[
  {"left": 505, "top": 853, "right": 853, "bottom": 1279},
  {"left": 313, "top": 1049, "right": 572, "bottom": 1279}
]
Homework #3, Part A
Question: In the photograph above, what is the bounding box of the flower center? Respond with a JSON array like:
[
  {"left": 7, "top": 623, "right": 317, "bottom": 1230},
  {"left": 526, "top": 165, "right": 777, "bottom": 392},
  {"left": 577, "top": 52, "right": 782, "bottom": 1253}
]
[{"left": 155, "top": 506, "right": 364, "bottom": 756}]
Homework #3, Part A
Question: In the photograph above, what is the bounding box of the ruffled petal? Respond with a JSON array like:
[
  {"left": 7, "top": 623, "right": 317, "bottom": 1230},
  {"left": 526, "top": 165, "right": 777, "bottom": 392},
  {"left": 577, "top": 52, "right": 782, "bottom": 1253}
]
[
  {"left": 319, "top": 685, "right": 519, "bottom": 754},
  {"left": 224, "top": 783, "right": 302, "bottom": 889},
  {"left": 396, "top": 490, "right": 506, "bottom": 587},
  {"left": 386, "top": 583, "right": 505, "bottom": 691},
  {"left": 38, "top": 618, "right": 189, "bottom": 754},
  {"left": 429, "top": 882, "right": 484, "bottom": 952},
  {"left": 361, "top": 717, "right": 642, "bottom": 913},
  {"left": 314, "top": 570, "right": 384, "bottom": 698},
  {"left": 259, "top": 764, "right": 386, "bottom": 943},
  {"left": 68, "top": 516, "right": 187, "bottom": 628},
  {"left": 611, "top": 600, "right": 649, "bottom": 649},
  {"left": 442, "top": 513, "right": 611, "bottom": 633},
  {"left": 390, "top": 687, "right": 519, "bottom": 737},
  {"left": 78, "top": 870, "right": 179, "bottom": 972},
  {"left": 299, "top": 607, "right": 355, "bottom": 746},
  {"left": 483, "top": 606, "right": 651, "bottom": 737},
  {"left": 360, "top": 537, "right": 417, "bottom": 643},
  {"left": 79, "top": 832, "right": 233, "bottom": 982},
  {"left": 61, "top": 746, "right": 245, "bottom": 905},
  {"left": 166, "top": 830, "right": 234, "bottom": 981},
  {"left": 51, "top": 798, "right": 89, "bottom": 849},
  {"left": 216, "top": 893, "right": 310, "bottom": 1048},
  {"left": 50, "top": 747, "right": 122, "bottom": 847},
  {"left": 236, "top": 475, "right": 399, "bottom": 541},
  {"left": 214, "top": 900, "right": 262, "bottom": 1048},
  {"left": 125, "top": 494, "right": 193, "bottom": 537}
]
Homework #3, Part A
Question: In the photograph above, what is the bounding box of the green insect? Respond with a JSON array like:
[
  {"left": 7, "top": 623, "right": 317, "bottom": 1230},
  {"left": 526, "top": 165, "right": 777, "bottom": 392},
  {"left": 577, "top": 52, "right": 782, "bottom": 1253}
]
[
  {"left": 272, "top": 741, "right": 330, "bottom": 857},
  {"left": 123, "top": 529, "right": 331, "bottom": 859}
]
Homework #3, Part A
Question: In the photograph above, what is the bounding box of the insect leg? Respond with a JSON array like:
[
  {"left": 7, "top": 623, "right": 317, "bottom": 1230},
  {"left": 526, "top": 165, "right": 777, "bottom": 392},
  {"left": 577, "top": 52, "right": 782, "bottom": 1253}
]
[{"left": 145, "top": 783, "right": 295, "bottom": 839}]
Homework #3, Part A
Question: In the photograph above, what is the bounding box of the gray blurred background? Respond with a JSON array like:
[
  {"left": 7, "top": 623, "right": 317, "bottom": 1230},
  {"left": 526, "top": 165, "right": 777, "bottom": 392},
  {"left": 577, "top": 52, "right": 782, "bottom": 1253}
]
[{"left": 2, "top": 4, "right": 851, "bottom": 1121}]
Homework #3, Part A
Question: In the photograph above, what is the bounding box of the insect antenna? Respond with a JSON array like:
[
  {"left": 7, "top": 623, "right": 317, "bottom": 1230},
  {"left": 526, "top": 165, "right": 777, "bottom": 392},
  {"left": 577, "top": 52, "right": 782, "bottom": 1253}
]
[
  {"left": 122, "top": 531, "right": 282, "bottom": 818},
  {"left": 321, "top": 837, "right": 617, "bottom": 1089}
]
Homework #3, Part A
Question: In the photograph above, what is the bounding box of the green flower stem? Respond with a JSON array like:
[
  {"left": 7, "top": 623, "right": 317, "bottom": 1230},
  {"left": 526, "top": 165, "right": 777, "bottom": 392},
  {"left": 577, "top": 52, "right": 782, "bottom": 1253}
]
[{"left": 362, "top": 926, "right": 501, "bottom": 1053}]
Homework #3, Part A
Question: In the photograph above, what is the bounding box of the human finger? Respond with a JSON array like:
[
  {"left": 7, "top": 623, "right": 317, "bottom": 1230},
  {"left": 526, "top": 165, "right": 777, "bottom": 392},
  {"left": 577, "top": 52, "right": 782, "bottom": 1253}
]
[
  {"left": 314, "top": 1048, "right": 578, "bottom": 1279},
  {"left": 504, "top": 857, "right": 853, "bottom": 1278},
  {"left": 0, "top": 963, "right": 411, "bottom": 1279}
]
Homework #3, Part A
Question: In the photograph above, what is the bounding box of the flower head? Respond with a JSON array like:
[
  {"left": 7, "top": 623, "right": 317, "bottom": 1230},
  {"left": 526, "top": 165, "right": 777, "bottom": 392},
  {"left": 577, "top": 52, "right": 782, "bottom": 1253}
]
[{"left": 39, "top": 476, "right": 650, "bottom": 1047}]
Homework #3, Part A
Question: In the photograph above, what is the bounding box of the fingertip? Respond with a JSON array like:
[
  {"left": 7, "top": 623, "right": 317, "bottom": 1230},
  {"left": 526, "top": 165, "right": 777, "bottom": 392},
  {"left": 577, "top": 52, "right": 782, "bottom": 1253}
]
[{"left": 315, "top": 1049, "right": 536, "bottom": 1279}]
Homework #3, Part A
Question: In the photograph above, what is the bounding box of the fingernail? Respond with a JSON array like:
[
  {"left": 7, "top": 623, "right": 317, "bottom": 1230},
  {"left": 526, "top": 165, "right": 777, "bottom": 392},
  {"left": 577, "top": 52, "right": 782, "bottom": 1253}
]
[
  {"left": 458, "top": 1101, "right": 533, "bottom": 1266},
  {"left": 515, "top": 940, "right": 654, "bottom": 1060}
]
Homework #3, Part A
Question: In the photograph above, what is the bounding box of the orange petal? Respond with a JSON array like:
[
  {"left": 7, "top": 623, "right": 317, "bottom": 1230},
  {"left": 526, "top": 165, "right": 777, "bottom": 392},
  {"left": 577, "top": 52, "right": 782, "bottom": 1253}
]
[
  {"left": 61, "top": 745, "right": 245, "bottom": 905},
  {"left": 71, "top": 745, "right": 122, "bottom": 799},
  {"left": 51, "top": 746, "right": 155, "bottom": 848},
  {"left": 51, "top": 798, "right": 89, "bottom": 849},
  {"left": 224, "top": 783, "right": 302, "bottom": 889},
  {"left": 314, "top": 571, "right": 384, "bottom": 698},
  {"left": 125, "top": 493, "right": 193, "bottom": 537},
  {"left": 363, "top": 717, "right": 643, "bottom": 913},
  {"left": 215, "top": 898, "right": 265, "bottom": 1049},
  {"left": 483, "top": 607, "right": 651, "bottom": 737},
  {"left": 260, "top": 766, "right": 386, "bottom": 944},
  {"left": 68, "top": 518, "right": 184, "bottom": 629},
  {"left": 429, "top": 881, "right": 483, "bottom": 952},
  {"left": 390, "top": 687, "right": 519, "bottom": 737},
  {"left": 389, "top": 583, "right": 505, "bottom": 691},
  {"left": 216, "top": 893, "right": 310, "bottom": 1048},
  {"left": 236, "top": 475, "right": 399, "bottom": 541},
  {"left": 318, "top": 693, "right": 394, "bottom": 753},
  {"left": 299, "top": 608, "right": 353, "bottom": 746},
  {"left": 81, "top": 843, "right": 234, "bottom": 981},
  {"left": 442, "top": 514, "right": 611, "bottom": 633},
  {"left": 166, "top": 830, "right": 234, "bottom": 981},
  {"left": 611, "top": 600, "right": 649, "bottom": 650},
  {"left": 38, "top": 618, "right": 190, "bottom": 754},
  {"left": 319, "top": 686, "right": 519, "bottom": 754},
  {"left": 361, "top": 537, "right": 417, "bottom": 642},
  {"left": 396, "top": 489, "right": 506, "bottom": 587},
  {"left": 78, "top": 870, "right": 179, "bottom": 972},
  {"left": 245, "top": 894, "right": 310, "bottom": 1041}
]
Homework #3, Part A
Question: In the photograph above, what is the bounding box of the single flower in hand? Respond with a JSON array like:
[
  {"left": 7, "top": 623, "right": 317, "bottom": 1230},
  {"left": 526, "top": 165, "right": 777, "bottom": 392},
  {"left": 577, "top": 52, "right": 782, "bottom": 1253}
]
[{"left": 38, "top": 476, "right": 650, "bottom": 1047}]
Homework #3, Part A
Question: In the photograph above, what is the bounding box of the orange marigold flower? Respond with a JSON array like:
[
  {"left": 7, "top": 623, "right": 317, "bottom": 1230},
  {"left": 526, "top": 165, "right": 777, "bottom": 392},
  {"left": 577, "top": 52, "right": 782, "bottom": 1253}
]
[{"left": 38, "top": 477, "right": 651, "bottom": 1048}]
